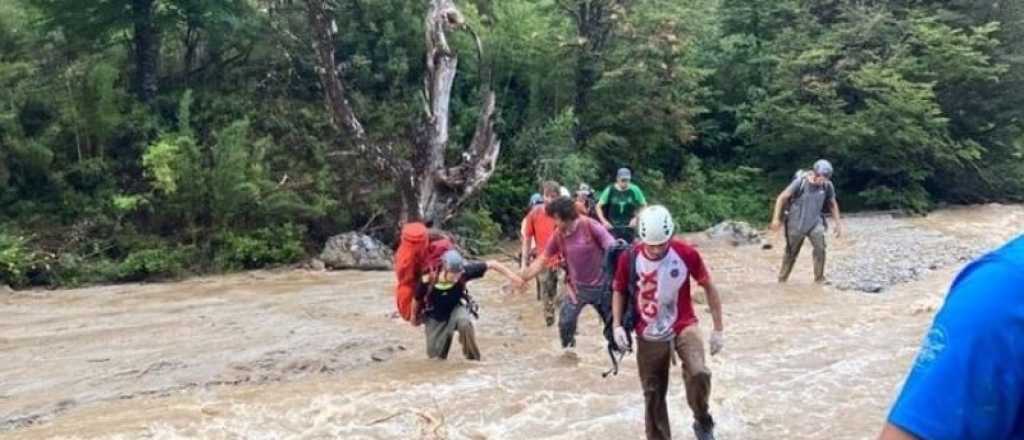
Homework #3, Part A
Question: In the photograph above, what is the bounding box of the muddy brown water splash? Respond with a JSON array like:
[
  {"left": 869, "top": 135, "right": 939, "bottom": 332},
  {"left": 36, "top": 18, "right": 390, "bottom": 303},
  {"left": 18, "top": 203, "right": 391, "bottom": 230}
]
[{"left": 2, "top": 204, "right": 1022, "bottom": 439}]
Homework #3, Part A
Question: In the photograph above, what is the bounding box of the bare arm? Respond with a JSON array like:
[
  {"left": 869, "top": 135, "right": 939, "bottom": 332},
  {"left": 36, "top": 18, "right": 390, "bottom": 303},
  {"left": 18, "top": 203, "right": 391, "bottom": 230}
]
[
  {"left": 703, "top": 282, "right": 724, "bottom": 332},
  {"left": 520, "top": 218, "right": 532, "bottom": 269},
  {"left": 830, "top": 198, "right": 843, "bottom": 236},
  {"left": 612, "top": 289, "right": 625, "bottom": 327},
  {"left": 519, "top": 253, "right": 549, "bottom": 283},
  {"left": 410, "top": 297, "right": 422, "bottom": 326},
  {"left": 486, "top": 260, "right": 524, "bottom": 286},
  {"left": 771, "top": 190, "right": 792, "bottom": 228},
  {"left": 878, "top": 423, "right": 918, "bottom": 440}
]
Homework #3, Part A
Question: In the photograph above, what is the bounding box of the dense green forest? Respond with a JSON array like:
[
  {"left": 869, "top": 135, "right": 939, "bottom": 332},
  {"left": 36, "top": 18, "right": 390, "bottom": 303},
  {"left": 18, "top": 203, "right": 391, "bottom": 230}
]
[{"left": 1, "top": 0, "right": 1022, "bottom": 288}]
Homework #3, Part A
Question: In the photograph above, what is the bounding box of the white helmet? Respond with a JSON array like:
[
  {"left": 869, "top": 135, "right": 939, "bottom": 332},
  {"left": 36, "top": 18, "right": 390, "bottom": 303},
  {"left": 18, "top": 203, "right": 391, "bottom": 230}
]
[{"left": 637, "top": 205, "right": 675, "bottom": 245}]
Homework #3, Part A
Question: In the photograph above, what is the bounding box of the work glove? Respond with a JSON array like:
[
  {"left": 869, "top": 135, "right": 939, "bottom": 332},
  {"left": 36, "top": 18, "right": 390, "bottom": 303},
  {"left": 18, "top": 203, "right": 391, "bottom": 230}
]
[
  {"left": 709, "top": 330, "right": 724, "bottom": 355},
  {"left": 614, "top": 326, "right": 630, "bottom": 350}
]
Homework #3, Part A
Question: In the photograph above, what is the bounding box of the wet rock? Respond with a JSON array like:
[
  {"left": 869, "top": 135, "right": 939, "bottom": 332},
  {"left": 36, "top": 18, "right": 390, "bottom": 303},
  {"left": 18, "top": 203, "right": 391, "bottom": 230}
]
[
  {"left": 370, "top": 345, "right": 405, "bottom": 362},
  {"left": 308, "top": 258, "right": 326, "bottom": 271},
  {"left": 706, "top": 221, "right": 763, "bottom": 246},
  {"left": 829, "top": 217, "right": 984, "bottom": 293},
  {"left": 371, "top": 350, "right": 393, "bottom": 362},
  {"left": 319, "top": 232, "right": 394, "bottom": 271}
]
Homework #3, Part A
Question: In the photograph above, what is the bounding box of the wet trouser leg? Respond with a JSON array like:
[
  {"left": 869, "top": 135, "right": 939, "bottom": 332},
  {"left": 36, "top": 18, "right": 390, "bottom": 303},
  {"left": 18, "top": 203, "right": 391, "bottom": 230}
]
[
  {"left": 452, "top": 306, "right": 481, "bottom": 360},
  {"left": 779, "top": 229, "right": 807, "bottom": 283},
  {"left": 675, "top": 326, "right": 713, "bottom": 430},
  {"left": 539, "top": 268, "right": 559, "bottom": 326},
  {"left": 425, "top": 305, "right": 480, "bottom": 360},
  {"left": 558, "top": 286, "right": 606, "bottom": 348},
  {"left": 808, "top": 224, "right": 827, "bottom": 283},
  {"left": 637, "top": 336, "right": 673, "bottom": 440},
  {"left": 636, "top": 327, "right": 714, "bottom": 440}
]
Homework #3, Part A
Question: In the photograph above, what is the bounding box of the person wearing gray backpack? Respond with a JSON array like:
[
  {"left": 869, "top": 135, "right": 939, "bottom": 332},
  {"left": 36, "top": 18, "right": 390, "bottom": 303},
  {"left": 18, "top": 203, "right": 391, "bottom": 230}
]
[{"left": 770, "top": 159, "right": 845, "bottom": 284}]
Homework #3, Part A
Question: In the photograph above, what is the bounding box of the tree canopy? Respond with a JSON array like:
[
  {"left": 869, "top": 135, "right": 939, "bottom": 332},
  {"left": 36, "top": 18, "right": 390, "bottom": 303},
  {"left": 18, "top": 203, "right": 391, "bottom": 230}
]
[{"left": 1, "top": 0, "right": 1022, "bottom": 287}]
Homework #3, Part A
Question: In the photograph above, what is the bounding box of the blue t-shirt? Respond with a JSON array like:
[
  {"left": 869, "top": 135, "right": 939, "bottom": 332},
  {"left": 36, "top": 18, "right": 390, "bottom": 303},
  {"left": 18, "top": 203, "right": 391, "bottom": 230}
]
[{"left": 888, "top": 235, "right": 1024, "bottom": 440}]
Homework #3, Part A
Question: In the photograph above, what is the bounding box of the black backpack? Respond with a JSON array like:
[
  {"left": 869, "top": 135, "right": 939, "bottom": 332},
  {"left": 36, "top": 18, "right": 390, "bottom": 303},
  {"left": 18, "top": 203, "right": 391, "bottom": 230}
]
[{"left": 601, "top": 242, "right": 639, "bottom": 378}]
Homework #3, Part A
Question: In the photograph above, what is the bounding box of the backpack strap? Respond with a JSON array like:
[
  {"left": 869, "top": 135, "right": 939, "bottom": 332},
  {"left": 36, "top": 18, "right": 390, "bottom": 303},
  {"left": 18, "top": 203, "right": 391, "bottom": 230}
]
[
  {"left": 792, "top": 175, "right": 807, "bottom": 200},
  {"left": 623, "top": 247, "right": 640, "bottom": 332},
  {"left": 581, "top": 217, "right": 606, "bottom": 251}
]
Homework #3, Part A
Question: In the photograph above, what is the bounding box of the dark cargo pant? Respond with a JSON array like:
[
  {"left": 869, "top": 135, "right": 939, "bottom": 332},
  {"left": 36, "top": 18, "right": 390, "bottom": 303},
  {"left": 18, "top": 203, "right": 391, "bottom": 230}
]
[
  {"left": 636, "top": 326, "right": 713, "bottom": 440},
  {"left": 779, "top": 223, "right": 827, "bottom": 283},
  {"left": 558, "top": 285, "right": 614, "bottom": 349},
  {"left": 424, "top": 305, "right": 480, "bottom": 360}
]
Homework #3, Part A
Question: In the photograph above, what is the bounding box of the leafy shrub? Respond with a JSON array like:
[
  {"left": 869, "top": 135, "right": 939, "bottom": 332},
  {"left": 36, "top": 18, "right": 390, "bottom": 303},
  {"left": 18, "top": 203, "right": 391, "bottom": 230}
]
[
  {"left": 50, "top": 253, "right": 120, "bottom": 287},
  {"left": 116, "top": 247, "right": 187, "bottom": 281},
  {"left": 0, "top": 233, "right": 33, "bottom": 287},
  {"left": 215, "top": 223, "right": 306, "bottom": 270},
  {"left": 451, "top": 207, "right": 503, "bottom": 255},
  {"left": 646, "top": 158, "right": 772, "bottom": 232}
]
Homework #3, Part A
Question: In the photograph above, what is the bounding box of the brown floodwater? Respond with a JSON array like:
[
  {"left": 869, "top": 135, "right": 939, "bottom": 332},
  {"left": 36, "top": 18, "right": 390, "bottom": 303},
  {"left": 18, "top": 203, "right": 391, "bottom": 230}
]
[{"left": 2, "top": 204, "right": 1022, "bottom": 439}]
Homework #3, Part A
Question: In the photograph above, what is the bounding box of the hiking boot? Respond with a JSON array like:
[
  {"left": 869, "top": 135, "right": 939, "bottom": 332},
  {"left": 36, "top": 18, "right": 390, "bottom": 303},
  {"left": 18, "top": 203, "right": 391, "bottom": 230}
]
[{"left": 693, "top": 421, "right": 716, "bottom": 440}]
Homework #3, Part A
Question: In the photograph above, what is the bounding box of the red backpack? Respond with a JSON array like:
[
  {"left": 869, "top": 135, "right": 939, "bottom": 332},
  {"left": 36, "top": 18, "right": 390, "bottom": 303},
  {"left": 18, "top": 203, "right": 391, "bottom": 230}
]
[{"left": 394, "top": 223, "right": 454, "bottom": 321}]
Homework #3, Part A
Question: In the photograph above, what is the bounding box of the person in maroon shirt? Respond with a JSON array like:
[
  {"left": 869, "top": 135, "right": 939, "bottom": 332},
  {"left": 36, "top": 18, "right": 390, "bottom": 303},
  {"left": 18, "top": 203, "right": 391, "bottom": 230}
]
[{"left": 612, "top": 205, "right": 725, "bottom": 440}]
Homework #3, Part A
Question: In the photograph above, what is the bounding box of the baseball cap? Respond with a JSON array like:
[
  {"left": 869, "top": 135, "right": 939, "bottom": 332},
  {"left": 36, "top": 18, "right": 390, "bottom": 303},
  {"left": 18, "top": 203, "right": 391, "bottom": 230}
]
[{"left": 441, "top": 250, "right": 465, "bottom": 273}]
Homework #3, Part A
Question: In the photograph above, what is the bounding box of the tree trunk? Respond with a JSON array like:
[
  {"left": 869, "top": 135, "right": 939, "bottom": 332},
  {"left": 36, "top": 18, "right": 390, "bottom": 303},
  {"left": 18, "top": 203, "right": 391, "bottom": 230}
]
[
  {"left": 303, "top": 0, "right": 500, "bottom": 226},
  {"left": 574, "top": 50, "right": 597, "bottom": 147},
  {"left": 132, "top": 0, "right": 161, "bottom": 103},
  {"left": 563, "top": 0, "right": 629, "bottom": 148}
]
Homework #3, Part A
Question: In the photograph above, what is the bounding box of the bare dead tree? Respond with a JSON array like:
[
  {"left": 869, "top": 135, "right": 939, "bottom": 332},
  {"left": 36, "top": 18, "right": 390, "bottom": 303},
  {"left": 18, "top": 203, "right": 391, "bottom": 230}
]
[{"left": 303, "top": 0, "right": 500, "bottom": 225}]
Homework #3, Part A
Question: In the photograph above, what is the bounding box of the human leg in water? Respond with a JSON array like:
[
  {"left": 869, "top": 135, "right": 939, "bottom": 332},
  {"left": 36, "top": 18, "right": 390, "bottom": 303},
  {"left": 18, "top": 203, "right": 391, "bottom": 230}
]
[
  {"left": 779, "top": 231, "right": 807, "bottom": 283},
  {"left": 557, "top": 286, "right": 604, "bottom": 349},
  {"left": 637, "top": 337, "right": 673, "bottom": 440},
  {"left": 539, "top": 268, "right": 559, "bottom": 326},
  {"left": 675, "top": 326, "right": 715, "bottom": 440},
  {"left": 558, "top": 293, "right": 585, "bottom": 349},
  {"left": 808, "top": 223, "right": 827, "bottom": 284},
  {"left": 424, "top": 317, "right": 455, "bottom": 360},
  {"left": 452, "top": 306, "right": 481, "bottom": 360}
]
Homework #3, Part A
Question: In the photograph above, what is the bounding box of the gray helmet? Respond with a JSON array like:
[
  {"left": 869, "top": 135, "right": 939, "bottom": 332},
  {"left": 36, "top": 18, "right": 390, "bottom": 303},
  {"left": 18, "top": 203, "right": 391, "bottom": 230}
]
[
  {"left": 813, "top": 159, "right": 833, "bottom": 177},
  {"left": 441, "top": 250, "right": 465, "bottom": 273}
]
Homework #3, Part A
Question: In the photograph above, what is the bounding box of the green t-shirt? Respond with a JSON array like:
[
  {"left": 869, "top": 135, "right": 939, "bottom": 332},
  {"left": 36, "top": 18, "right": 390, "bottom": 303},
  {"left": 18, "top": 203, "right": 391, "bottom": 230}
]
[{"left": 598, "top": 183, "right": 647, "bottom": 227}]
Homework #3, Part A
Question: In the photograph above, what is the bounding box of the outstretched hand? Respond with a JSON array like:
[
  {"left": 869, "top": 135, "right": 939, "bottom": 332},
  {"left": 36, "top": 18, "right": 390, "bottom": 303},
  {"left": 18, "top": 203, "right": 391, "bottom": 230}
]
[
  {"left": 504, "top": 276, "right": 526, "bottom": 294},
  {"left": 709, "top": 330, "right": 724, "bottom": 356}
]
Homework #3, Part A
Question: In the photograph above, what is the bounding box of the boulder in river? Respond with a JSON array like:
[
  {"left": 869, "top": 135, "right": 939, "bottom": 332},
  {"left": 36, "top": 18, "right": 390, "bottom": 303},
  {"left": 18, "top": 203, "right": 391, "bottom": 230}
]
[
  {"left": 307, "top": 258, "right": 326, "bottom": 272},
  {"left": 319, "top": 232, "right": 393, "bottom": 271},
  {"left": 706, "top": 221, "right": 763, "bottom": 246}
]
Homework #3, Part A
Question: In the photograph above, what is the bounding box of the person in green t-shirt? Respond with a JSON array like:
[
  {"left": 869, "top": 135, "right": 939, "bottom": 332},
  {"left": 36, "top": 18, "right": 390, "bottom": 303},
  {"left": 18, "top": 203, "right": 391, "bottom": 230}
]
[{"left": 597, "top": 167, "right": 647, "bottom": 243}]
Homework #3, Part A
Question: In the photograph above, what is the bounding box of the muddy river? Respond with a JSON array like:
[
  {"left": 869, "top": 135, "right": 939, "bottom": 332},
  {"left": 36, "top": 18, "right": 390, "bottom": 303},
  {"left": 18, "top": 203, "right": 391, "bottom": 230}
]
[{"left": 2, "top": 204, "right": 1022, "bottom": 439}]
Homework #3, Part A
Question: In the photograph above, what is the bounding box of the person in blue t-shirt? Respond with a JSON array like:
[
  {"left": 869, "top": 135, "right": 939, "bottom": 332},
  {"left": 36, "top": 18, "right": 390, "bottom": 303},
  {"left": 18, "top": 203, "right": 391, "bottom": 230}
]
[{"left": 879, "top": 235, "right": 1024, "bottom": 440}]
